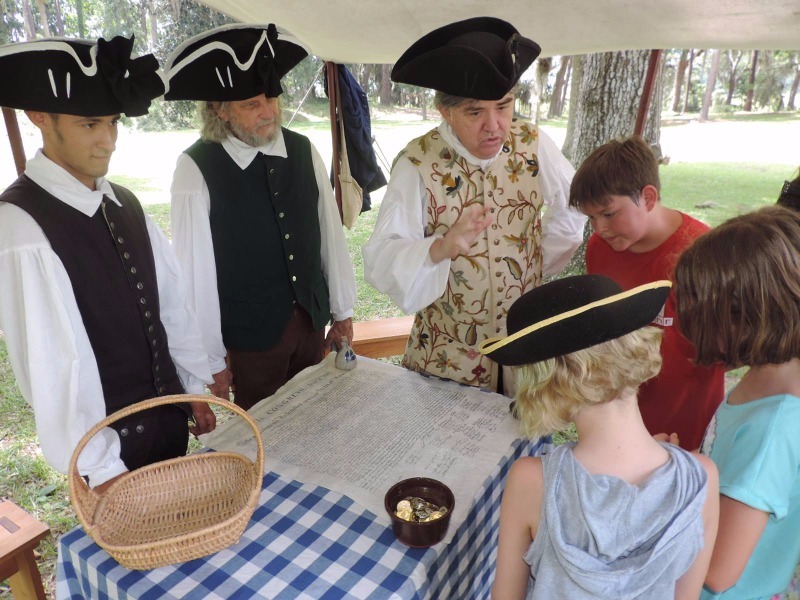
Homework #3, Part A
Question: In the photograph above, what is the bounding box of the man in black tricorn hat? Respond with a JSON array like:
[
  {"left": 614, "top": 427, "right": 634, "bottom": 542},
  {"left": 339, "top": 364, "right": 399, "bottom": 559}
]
[
  {"left": 363, "top": 17, "right": 586, "bottom": 394},
  {"left": 0, "top": 36, "right": 216, "bottom": 492},
  {"left": 165, "top": 25, "right": 356, "bottom": 410}
]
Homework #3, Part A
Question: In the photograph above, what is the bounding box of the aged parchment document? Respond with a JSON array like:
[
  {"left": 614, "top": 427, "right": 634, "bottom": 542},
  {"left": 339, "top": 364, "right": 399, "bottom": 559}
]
[{"left": 201, "top": 355, "right": 523, "bottom": 543}]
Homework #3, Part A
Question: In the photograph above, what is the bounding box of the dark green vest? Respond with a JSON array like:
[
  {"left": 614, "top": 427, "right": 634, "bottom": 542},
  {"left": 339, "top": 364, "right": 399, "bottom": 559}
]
[{"left": 185, "top": 129, "right": 331, "bottom": 351}]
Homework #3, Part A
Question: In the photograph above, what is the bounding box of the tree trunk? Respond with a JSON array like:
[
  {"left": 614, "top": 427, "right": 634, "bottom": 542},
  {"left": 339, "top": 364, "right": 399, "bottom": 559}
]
[
  {"left": 76, "top": 0, "right": 85, "bottom": 38},
  {"left": 359, "top": 64, "right": 372, "bottom": 92},
  {"left": 672, "top": 49, "right": 688, "bottom": 112},
  {"left": 139, "top": 0, "right": 148, "bottom": 45},
  {"left": 788, "top": 62, "right": 800, "bottom": 111},
  {"left": 532, "top": 57, "right": 552, "bottom": 124},
  {"left": 419, "top": 88, "right": 427, "bottom": 120},
  {"left": 560, "top": 54, "right": 586, "bottom": 276},
  {"left": 744, "top": 50, "right": 758, "bottom": 111},
  {"left": 563, "top": 50, "right": 660, "bottom": 167},
  {"left": 148, "top": 0, "right": 158, "bottom": 50},
  {"left": 21, "top": 0, "right": 37, "bottom": 39},
  {"left": 548, "top": 56, "right": 570, "bottom": 118},
  {"left": 699, "top": 49, "right": 721, "bottom": 122},
  {"left": 725, "top": 50, "right": 742, "bottom": 105},
  {"left": 52, "top": 0, "right": 65, "bottom": 35},
  {"left": 379, "top": 64, "right": 392, "bottom": 106},
  {"left": 646, "top": 52, "right": 666, "bottom": 138},
  {"left": 516, "top": 83, "right": 531, "bottom": 117},
  {"left": 562, "top": 54, "right": 583, "bottom": 163},
  {"left": 35, "top": 0, "right": 51, "bottom": 36},
  {"left": 170, "top": 0, "right": 181, "bottom": 19},
  {"left": 560, "top": 59, "right": 571, "bottom": 113},
  {"left": 682, "top": 50, "right": 695, "bottom": 113}
]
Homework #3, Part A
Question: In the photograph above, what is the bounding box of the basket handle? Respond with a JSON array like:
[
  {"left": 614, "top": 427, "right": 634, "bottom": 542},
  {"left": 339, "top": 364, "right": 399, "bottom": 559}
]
[{"left": 68, "top": 394, "right": 265, "bottom": 496}]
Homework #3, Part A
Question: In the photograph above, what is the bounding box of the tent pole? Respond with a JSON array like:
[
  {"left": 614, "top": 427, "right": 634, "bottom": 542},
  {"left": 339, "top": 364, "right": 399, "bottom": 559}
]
[
  {"left": 3, "top": 107, "right": 26, "bottom": 175},
  {"left": 634, "top": 49, "right": 662, "bottom": 137},
  {"left": 325, "top": 61, "right": 344, "bottom": 221}
]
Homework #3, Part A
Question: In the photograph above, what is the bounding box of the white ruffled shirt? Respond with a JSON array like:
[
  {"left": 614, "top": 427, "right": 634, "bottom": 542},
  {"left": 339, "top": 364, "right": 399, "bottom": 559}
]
[
  {"left": 0, "top": 150, "right": 213, "bottom": 487},
  {"left": 170, "top": 131, "right": 357, "bottom": 374},
  {"left": 362, "top": 122, "right": 586, "bottom": 314}
]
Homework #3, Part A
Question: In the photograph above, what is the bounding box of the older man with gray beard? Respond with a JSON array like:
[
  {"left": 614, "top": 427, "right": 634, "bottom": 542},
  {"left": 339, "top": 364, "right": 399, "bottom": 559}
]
[{"left": 166, "top": 24, "right": 356, "bottom": 410}]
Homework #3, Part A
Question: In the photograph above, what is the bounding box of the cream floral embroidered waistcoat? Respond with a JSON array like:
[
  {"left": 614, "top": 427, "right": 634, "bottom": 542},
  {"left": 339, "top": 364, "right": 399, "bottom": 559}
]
[{"left": 401, "top": 119, "right": 543, "bottom": 391}]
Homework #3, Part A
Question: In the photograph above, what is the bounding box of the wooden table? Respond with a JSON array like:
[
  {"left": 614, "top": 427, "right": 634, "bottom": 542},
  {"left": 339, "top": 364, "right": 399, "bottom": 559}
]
[{"left": 0, "top": 501, "right": 50, "bottom": 600}]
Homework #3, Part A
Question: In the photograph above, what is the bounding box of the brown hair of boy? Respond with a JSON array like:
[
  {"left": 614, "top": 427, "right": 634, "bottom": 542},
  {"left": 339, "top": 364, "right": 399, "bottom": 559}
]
[
  {"left": 569, "top": 135, "right": 661, "bottom": 210},
  {"left": 674, "top": 205, "right": 800, "bottom": 369}
]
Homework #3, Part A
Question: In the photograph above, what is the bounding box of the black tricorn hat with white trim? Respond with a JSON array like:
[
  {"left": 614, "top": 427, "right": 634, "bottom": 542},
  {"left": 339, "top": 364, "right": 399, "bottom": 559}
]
[
  {"left": 478, "top": 275, "right": 671, "bottom": 366},
  {"left": 0, "top": 35, "right": 163, "bottom": 117},
  {"left": 391, "top": 16, "right": 541, "bottom": 100},
  {"left": 163, "top": 24, "right": 308, "bottom": 101}
]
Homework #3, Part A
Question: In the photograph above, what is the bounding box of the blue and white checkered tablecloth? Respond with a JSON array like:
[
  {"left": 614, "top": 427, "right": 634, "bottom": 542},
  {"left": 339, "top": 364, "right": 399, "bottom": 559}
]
[{"left": 56, "top": 437, "right": 550, "bottom": 600}]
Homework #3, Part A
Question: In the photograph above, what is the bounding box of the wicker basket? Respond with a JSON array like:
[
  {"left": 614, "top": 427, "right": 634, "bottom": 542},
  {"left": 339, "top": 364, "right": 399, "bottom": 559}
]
[{"left": 68, "top": 394, "right": 264, "bottom": 570}]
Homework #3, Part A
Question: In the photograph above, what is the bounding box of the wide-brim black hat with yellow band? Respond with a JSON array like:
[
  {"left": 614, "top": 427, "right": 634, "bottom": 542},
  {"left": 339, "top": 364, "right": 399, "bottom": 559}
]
[
  {"left": 478, "top": 275, "right": 671, "bottom": 366},
  {"left": 391, "top": 16, "right": 541, "bottom": 100}
]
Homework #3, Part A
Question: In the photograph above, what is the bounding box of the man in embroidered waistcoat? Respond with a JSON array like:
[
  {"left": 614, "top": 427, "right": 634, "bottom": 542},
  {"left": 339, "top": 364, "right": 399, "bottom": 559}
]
[
  {"left": 165, "top": 25, "right": 356, "bottom": 410},
  {"left": 0, "top": 36, "right": 216, "bottom": 492},
  {"left": 363, "top": 17, "right": 586, "bottom": 394}
]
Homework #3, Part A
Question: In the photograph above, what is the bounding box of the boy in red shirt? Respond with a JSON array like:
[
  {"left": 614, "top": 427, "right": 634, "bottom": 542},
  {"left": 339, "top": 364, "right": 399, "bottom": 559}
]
[{"left": 569, "top": 136, "right": 723, "bottom": 450}]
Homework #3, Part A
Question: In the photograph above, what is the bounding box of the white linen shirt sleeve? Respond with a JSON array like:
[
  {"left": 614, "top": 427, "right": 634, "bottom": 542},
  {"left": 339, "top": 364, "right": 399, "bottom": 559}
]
[
  {"left": 310, "top": 144, "right": 356, "bottom": 321},
  {"left": 170, "top": 153, "right": 228, "bottom": 375},
  {"left": 0, "top": 203, "right": 127, "bottom": 488},
  {"left": 361, "top": 157, "right": 451, "bottom": 314},
  {"left": 536, "top": 129, "right": 587, "bottom": 276},
  {"left": 145, "top": 214, "right": 213, "bottom": 393}
]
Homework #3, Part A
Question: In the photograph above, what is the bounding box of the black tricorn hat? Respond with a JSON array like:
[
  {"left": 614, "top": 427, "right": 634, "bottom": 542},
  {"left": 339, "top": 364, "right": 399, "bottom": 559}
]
[
  {"left": 163, "top": 24, "right": 308, "bottom": 101},
  {"left": 391, "top": 16, "right": 541, "bottom": 100},
  {"left": 478, "top": 275, "right": 671, "bottom": 366},
  {"left": 0, "top": 35, "right": 163, "bottom": 117}
]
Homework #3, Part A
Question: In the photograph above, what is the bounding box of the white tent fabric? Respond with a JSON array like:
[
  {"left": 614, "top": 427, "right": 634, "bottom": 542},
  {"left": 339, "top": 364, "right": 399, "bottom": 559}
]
[{"left": 195, "top": 0, "right": 800, "bottom": 63}]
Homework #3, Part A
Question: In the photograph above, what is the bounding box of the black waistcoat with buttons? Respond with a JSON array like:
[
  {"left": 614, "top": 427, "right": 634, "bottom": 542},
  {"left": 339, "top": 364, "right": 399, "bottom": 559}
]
[
  {"left": 185, "top": 129, "right": 332, "bottom": 351},
  {"left": 1, "top": 176, "right": 184, "bottom": 414}
]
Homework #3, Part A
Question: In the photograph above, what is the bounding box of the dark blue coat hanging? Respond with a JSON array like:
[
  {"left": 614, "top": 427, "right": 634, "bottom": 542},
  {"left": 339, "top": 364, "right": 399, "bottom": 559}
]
[{"left": 325, "top": 64, "right": 387, "bottom": 213}]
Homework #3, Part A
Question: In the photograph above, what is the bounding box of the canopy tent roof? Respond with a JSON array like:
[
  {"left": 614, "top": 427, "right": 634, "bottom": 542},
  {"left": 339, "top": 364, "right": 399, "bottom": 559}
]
[{"left": 196, "top": 0, "right": 800, "bottom": 63}]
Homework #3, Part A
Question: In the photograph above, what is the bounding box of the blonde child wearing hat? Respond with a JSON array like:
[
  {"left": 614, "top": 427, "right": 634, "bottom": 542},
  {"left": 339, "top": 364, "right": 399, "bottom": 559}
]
[
  {"left": 480, "top": 275, "right": 718, "bottom": 599},
  {"left": 674, "top": 206, "right": 800, "bottom": 600}
]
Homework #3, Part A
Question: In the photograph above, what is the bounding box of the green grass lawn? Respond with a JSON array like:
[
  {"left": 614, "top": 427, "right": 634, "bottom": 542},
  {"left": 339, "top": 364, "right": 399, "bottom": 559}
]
[
  {"left": 0, "top": 129, "right": 793, "bottom": 596},
  {"left": 662, "top": 162, "right": 788, "bottom": 227},
  {"left": 0, "top": 341, "right": 73, "bottom": 598}
]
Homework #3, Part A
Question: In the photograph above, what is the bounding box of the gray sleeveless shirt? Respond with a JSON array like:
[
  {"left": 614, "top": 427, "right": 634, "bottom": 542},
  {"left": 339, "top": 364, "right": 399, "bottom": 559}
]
[{"left": 524, "top": 443, "right": 708, "bottom": 599}]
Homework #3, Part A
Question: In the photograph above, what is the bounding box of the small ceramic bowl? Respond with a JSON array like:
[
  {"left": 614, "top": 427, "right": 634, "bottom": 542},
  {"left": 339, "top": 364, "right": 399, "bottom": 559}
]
[{"left": 384, "top": 477, "right": 455, "bottom": 548}]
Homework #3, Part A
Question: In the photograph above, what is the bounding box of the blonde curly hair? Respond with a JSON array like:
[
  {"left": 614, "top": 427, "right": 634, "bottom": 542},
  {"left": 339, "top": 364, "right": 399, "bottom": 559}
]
[{"left": 513, "top": 326, "right": 663, "bottom": 439}]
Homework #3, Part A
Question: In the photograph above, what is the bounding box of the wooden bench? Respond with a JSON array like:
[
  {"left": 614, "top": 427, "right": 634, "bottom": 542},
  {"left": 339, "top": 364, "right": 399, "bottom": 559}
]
[
  {"left": 352, "top": 315, "right": 414, "bottom": 358},
  {"left": 327, "top": 315, "right": 414, "bottom": 359},
  {"left": 0, "top": 501, "right": 50, "bottom": 600}
]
